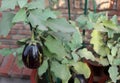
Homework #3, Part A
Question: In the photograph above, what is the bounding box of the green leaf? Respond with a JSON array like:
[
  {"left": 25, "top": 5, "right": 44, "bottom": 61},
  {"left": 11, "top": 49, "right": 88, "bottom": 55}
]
[
  {"left": 71, "top": 52, "right": 80, "bottom": 62},
  {"left": 108, "top": 66, "right": 119, "bottom": 83},
  {"left": 77, "top": 48, "right": 95, "bottom": 61},
  {"left": 74, "top": 78, "right": 80, "bottom": 83},
  {"left": 76, "top": 15, "right": 88, "bottom": 28},
  {"left": 107, "top": 55, "right": 114, "bottom": 65},
  {"left": 51, "top": 61, "right": 71, "bottom": 83},
  {"left": 1, "top": 0, "right": 18, "bottom": 10},
  {"left": 0, "top": 48, "right": 13, "bottom": 56},
  {"left": 12, "top": 9, "right": 27, "bottom": 23},
  {"left": 113, "top": 58, "right": 120, "bottom": 65},
  {"left": 90, "top": 30, "right": 110, "bottom": 57},
  {"left": 17, "top": 38, "right": 30, "bottom": 45},
  {"left": 111, "top": 15, "right": 118, "bottom": 25},
  {"left": 46, "top": 18, "right": 75, "bottom": 33},
  {"left": 28, "top": 10, "right": 48, "bottom": 31},
  {"left": 38, "top": 59, "right": 48, "bottom": 76},
  {"left": 0, "top": 12, "right": 14, "bottom": 36},
  {"left": 72, "top": 62, "right": 91, "bottom": 78},
  {"left": 68, "top": 31, "right": 82, "bottom": 50},
  {"left": 17, "top": 0, "right": 28, "bottom": 8},
  {"left": 103, "top": 20, "right": 118, "bottom": 31},
  {"left": 111, "top": 46, "right": 118, "bottom": 57},
  {"left": 96, "top": 58, "right": 109, "bottom": 66},
  {"left": 14, "top": 46, "right": 24, "bottom": 67},
  {"left": 26, "top": 0, "right": 45, "bottom": 10},
  {"left": 41, "top": 9, "right": 57, "bottom": 20},
  {"left": 45, "top": 36, "right": 68, "bottom": 59}
]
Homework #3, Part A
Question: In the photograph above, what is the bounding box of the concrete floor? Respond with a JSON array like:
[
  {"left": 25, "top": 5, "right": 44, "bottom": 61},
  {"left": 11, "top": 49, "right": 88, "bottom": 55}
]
[{"left": 0, "top": 77, "right": 30, "bottom": 83}]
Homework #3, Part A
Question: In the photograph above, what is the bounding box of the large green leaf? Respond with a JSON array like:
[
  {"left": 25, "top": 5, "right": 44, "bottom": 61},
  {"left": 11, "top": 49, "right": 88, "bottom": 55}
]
[
  {"left": 108, "top": 66, "right": 119, "bottom": 83},
  {"left": 38, "top": 59, "right": 48, "bottom": 76},
  {"left": 113, "top": 58, "right": 120, "bottom": 65},
  {"left": 90, "top": 30, "right": 110, "bottom": 57},
  {"left": 111, "top": 46, "right": 118, "bottom": 57},
  {"left": 0, "top": 48, "right": 13, "bottom": 56},
  {"left": 96, "top": 58, "right": 109, "bottom": 66},
  {"left": 72, "top": 62, "right": 91, "bottom": 78},
  {"left": 14, "top": 46, "right": 24, "bottom": 67},
  {"left": 1, "top": 0, "right": 18, "bottom": 10},
  {"left": 0, "top": 12, "right": 14, "bottom": 36},
  {"left": 76, "top": 15, "right": 88, "bottom": 28},
  {"left": 77, "top": 48, "right": 95, "bottom": 61},
  {"left": 28, "top": 10, "right": 48, "bottom": 30},
  {"left": 111, "top": 15, "right": 118, "bottom": 25},
  {"left": 68, "top": 31, "right": 82, "bottom": 50},
  {"left": 51, "top": 61, "right": 71, "bottom": 83},
  {"left": 40, "top": 9, "right": 57, "bottom": 20},
  {"left": 45, "top": 18, "right": 76, "bottom": 33},
  {"left": 12, "top": 9, "right": 27, "bottom": 23},
  {"left": 45, "top": 36, "right": 68, "bottom": 59},
  {"left": 17, "top": 0, "right": 28, "bottom": 8},
  {"left": 26, "top": 0, "right": 45, "bottom": 10}
]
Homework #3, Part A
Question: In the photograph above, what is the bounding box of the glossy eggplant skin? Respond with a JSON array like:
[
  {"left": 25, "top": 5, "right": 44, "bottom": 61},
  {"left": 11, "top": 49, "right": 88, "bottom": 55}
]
[{"left": 22, "top": 43, "right": 43, "bottom": 69}]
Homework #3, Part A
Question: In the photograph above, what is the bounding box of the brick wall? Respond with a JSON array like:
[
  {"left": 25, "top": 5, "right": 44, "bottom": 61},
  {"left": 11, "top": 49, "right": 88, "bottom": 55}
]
[{"left": 0, "top": 0, "right": 119, "bottom": 49}]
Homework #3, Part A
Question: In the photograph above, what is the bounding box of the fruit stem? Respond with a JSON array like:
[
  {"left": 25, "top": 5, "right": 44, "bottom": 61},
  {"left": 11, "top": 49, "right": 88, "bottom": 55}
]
[
  {"left": 48, "top": 60, "right": 54, "bottom": 83},
  {"left": 31, "top": 29, "right": 35, "bottom": 42}
]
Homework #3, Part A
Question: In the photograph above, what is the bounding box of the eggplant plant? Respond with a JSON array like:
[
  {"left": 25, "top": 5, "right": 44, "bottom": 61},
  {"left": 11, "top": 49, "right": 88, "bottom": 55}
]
[
  {"left": 0, "top": 0, "right": 92, "bottom": 83},
  {"left": 76, "top": 11, "right": 120, "bottom": 82}
]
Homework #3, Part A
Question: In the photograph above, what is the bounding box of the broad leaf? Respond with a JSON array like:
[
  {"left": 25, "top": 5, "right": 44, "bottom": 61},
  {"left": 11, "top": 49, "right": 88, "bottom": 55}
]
[
  {"left": 0, "top": 48, "right": 13, "bottom": 56},
  {"left": 12, "top": 9, "right": 27, "bottom": 23},
  {"left": 90, "top": 30, "right": 110, "bottom": 57},
  {"left": 72, "top": 62, "right": 91, "bottom": 78},
  {"left": 71, "top": 52, "right": 80, "bottom": 62},
  {"left": 108, "top": 66, "right": 119, "bottom": 83},
  {"left": 68, "top": 31, "right": 82, "bottom": 50},
  {"left": 51, "top": 61, "right": 71, "bottom": 83},
  {"left": 28, "top": 10, "right": 48, "bottom": 30},
  {"left": 38, "top": 59, "right": 48, "bottom": 76},
  {"left": 0, "top": 12, "right": 14, "bottom": 36},
  {"left": 1, "top": 0, "right": 18, "bottom": 10},
  {"left": 45, "top": 36, "right": 68, "bottom": 59},
  {"left": 77, "top": 48, "right": 95, "bottom": 61},
  {"left": 113, "top": 58, "right": 120, "bottom": 65},
  {"left": 76, "top": 15, "right": 88, "bottom": 28},
  {"left": 111, "top": 46, "right": 118, "bottom": 57},
  {"left": 107, "top": 55, "right": 114, "bottom": 65},
  {"left": 41, "top": 9, "right": 57, "bottom": 20},
  {"left": 46, "top": 18, "right": 76, "bottom": 33},
  {"left": 96, "top": 58, "right": 109, "bottom": 66},
  {"left": 111, "top": 15, "right": 118, "bottom": 25},
  {"left": 74, "top": 78, "right": 80, "bottom": 83},
  {"left": 17, "top": 0, "right": 28, "bottom": 8}
]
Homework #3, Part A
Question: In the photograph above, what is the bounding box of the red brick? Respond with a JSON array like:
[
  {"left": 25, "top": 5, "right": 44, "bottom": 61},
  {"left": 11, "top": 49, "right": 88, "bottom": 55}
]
[
  {"left": 9, "top": 58, "right": 23, "bottom": 77},
  {"left": 12, "top": 35, "right": 26, "bottom": 40},
  {"left": 0, "top": 54, "right": 15, "bottom": 76},
  {"left": 0, "top": 45, "right": 10, "bottom": 49},
  {"left": 9, "top": 30, "right": 18, "bottom": 34},
  {"left": 12, "top": 23, "right": 24, "bottom": 30},
  {"left": 0, "top": 55, "right": 4, "bottom": 65},
  {"left": 22, "top": 67, "right": 32, "bottom": 78},
  {"left": 17, "top": 30, "right": 31, "bottom": 35}
]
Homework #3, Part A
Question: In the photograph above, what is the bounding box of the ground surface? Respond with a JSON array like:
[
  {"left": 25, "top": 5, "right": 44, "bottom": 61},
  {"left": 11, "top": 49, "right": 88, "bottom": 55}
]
[{"left": 0, "top": 77, "right": 30, "bottom": 83}]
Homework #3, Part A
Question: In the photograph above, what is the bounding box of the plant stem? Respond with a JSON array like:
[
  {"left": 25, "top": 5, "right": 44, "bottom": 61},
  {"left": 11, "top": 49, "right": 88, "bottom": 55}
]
[
  {"left": 92, "top": 0, "right": 96, "bottom": 13},
  {"left": 67, "top": 0, "right": 71, "bottom": 20},
  {"left": 31, "top": 29, "right": 35, "bottom": 42},
  {"left": 48, "top": 60, "right": 54, "bottom": 83},
  {"left": 84, "top": 0, "right": 88, "bottom": 15}
]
